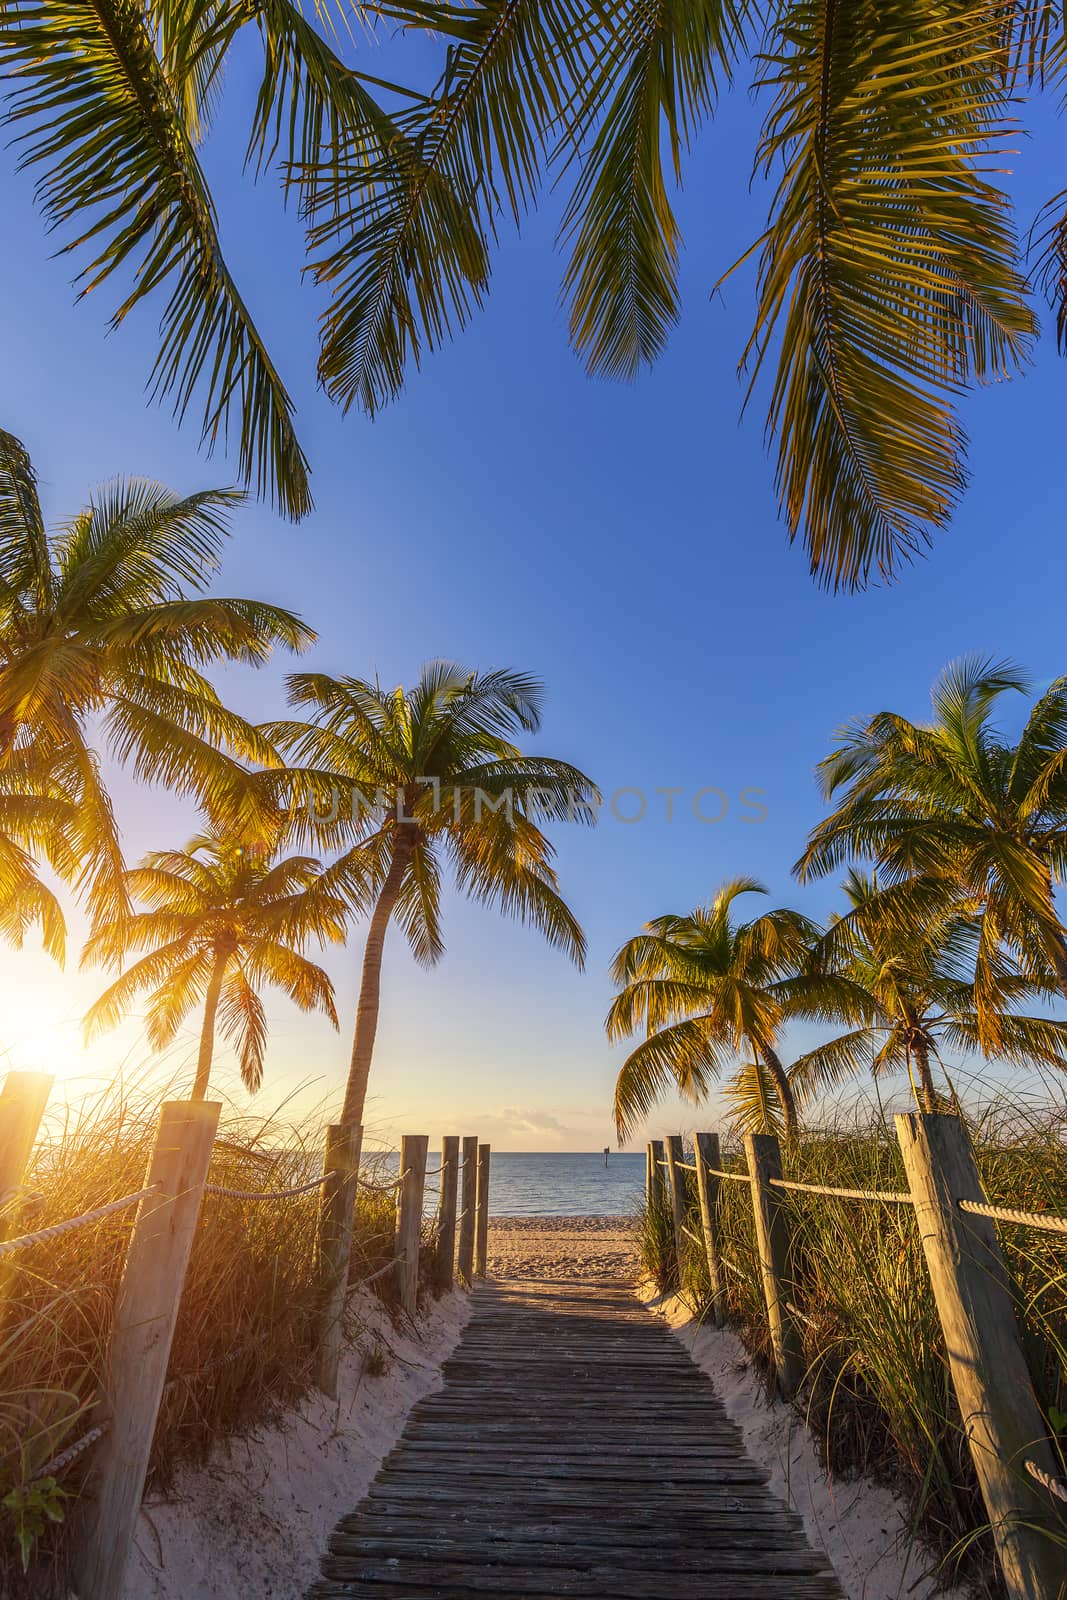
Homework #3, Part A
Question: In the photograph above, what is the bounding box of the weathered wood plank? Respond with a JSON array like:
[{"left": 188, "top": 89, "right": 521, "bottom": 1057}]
[{"left": 306, "top": 1276, "right": 842, "bottom": 1599}]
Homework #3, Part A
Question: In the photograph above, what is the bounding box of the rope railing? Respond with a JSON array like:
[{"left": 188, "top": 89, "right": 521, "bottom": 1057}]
[
  {"left": 769, "top": 1177, "right": 913, "bottom": 1205},
  {"left": 356, "top": 1173, "right": 402, "bottom": 1194},
  {"left": 1025, "top": 1457, "right": 1067, "bottom": 1505},
  {"left": 204, "top": 1175, "right": 325, "bottom": 1202},
  {"left": 0, "top": 1184, "right": 158, "bottom": 1259},
  {"left": 958, "top": 1198, "right": 1067, "bottom": 1236},
  {"left": 701, "top": 1164, "right": 749, "bottom": 1185},
  {"left": 349, "top": 1256, "right": 400, "bottom": 1290}
]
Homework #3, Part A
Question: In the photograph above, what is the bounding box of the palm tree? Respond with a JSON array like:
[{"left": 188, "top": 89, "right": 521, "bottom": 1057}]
[
  {"left": 792, "top": 871, "right": 1067, "bottom": 1113},
  {"left": 606, "top": 879, "right": 853, "bottom": 1143},
  {"left": 3, "top": 7, "right": 1057, "bottom": 581},
  {"left": 796, "top": 657, "right": 1067, "bottom": 1052},
  {"left": 266, "top": 663, "right": 597, "bottom": 1129},
  {"left": 0, "top": 429, "right": 313, "bottom": 920},
  {"left": 83, "top": 824, "right": 347, "bottom": 1099}
]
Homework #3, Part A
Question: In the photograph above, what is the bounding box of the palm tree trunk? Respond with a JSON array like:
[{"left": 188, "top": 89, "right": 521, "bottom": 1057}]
[
  {"left": 192, "top": 952, "right": 226, "bottom": 1101},
  {"left": 912, "top": 1036, "right": 938, "bottom": 1113},
  {"left": 340, "top": 832, "right": 416, "bottom": 1131},
  {"left": 759, "top": 1044, "right": 797, "bottom": 1145}
]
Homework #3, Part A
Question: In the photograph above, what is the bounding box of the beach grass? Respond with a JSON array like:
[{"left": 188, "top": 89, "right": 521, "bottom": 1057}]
[
  {"left": 639, "top": 1098, "right": 1067, "bottom": 1595},
  {"left": 0, "top": 1080, "right": 408, "bottom": 1593}
]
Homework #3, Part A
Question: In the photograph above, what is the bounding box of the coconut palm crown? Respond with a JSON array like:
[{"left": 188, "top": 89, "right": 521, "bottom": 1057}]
[
  {"left": 606, "top": 878, "right": 862, "bottom": 1142},
  {"left": 83, "top": 823, "right": 347, "bottom": 1099},
  {"left": 266, "top": 662, "right": 598, "bottom": 1129},
  {"left": 796, "top": 657, "right": 1067, "bottom": 1053},
  {"left": 792, "top": 871, "right": 1067, "bottom": 1113},
  {"left": 0, "top": 429, "right": 313, "bottom": 922}
]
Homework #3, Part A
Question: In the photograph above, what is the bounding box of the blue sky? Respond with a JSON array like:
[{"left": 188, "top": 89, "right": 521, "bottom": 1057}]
[{"left": 2, "top": 41, "right": 1065, "bottom": 1147}]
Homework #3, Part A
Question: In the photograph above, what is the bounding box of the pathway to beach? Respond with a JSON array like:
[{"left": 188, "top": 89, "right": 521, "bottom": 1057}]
[{"left": 306, "top": 1218, "right": 843, "bottom": 1599}]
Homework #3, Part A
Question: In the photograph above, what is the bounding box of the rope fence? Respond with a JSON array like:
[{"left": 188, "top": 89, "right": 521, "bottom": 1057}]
[
  {"left": 769, "top": 1177, "right": 913, "bottom": 1205},
  {"left": 204, "top": 1176, "right": 324, "bottom": 1202},
  {"left": 959, "top": 1198, "right": 1067, "bottom": 1236},
  {"left": 0, "top": 1184, "right": 158, "bottom": 1258},
  {"left": 0, "top": 1081, "right": 486, "bottom": 1596},
  {"left": 1025, "top": 1457, "right": 1067, "bottom": 1506},
  {"left": 647, "top": 1123, "right": 1067, "bottom": 1595}
]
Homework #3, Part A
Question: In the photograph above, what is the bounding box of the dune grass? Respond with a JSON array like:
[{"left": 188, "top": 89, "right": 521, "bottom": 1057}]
[
  {"left": 639, "top": 1100, "right": 1067, "bottom": 1596},
  {"left": 0, "top": 1080, "right": 411, "bottom": 1592}
]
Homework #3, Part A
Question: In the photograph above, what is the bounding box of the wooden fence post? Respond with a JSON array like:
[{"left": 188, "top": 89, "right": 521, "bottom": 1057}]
[
  {"left": 457, "top": 1135, "right": 478, "bottom": 1284},
  {"left": 315, "top": 1122, "right": 363, "bottom": 1398},
  {"left": 694, "top": 1132, "right": 727, "bottom": 1327},
  {"left": 744, "top": 1133, "right": 803, "bottom": 1398},
  {"left": 435, "top": 1135, "right": 460, "bottom": 1291},
  {"left": 475, "top": 1143, "right": 491, "bottom": 1277},
  {"left": 649, "top": 1139, "right": 666, "bottom": 1212},
  {"left": 663, "top": 1135, "right": 687, "bottom": 1289},
  {"left": 896, "top": 1113, "right": 1065, "bottom": 1600},
  {"left": 396, "top": 1134, "right": 428, "bottom": 1317},
  {"left": 77, "top": 1099, "right": 220, "bottom": 1600},
  {"left": 0, "top": 1071, "right": 52, "bottom": 1210}
]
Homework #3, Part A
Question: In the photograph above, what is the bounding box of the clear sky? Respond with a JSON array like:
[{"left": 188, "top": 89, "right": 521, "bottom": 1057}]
[{"left": 2, "top": 42, "right": 1065, "bottom": 1148}]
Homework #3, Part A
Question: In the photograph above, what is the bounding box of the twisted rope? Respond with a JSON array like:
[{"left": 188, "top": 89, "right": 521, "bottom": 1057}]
[
  {"left": 205, "top": 1176, "right": 324, "bottom": 1202},
  {"left": 770, "top": 1178, "right": 912, "bottom": 1205},
  {"left": 700, "top": 1165, "right": 749, "bottom": 1185},
  {"left": 349, "top": 1256, "right": 399, "bottom": 1289},
  {"left": 0, "top": 1185, "right": 158, "bottom": 1258},
  {"left": 1026, "top": 1458, "right": 1067, "bottom": 1504},
  {"left": 33, "top": 1422, "right": 109, "bottom": 1481},
  {"left": 959, "top": 1198, "right": 1067, "bottom": 1236},
  {"left": 356, "top": 1174, "right": 402, "bottom": 1194}
]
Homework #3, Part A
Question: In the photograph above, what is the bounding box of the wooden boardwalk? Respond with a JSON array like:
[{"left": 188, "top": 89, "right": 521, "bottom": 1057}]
[{"left": 307, "top": 1278, "right": 844, "bottom": 1599}]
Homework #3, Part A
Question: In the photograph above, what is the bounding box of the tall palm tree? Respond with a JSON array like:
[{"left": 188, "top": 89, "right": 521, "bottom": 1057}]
[
  {"left": 266, "top": 663, "right": 597, "bottom": 1129},
  {"left": 83, "top": 824, "right": 347, "bottom": 1099},
  {"left": 792, "top": 871, "right": 1067, "bottom": 1113},
  {"left": 0, "top": 429, "right": 313, "bottom": 919},
  {"left": 796, "top": 657, "right": 1067, "bottom": 1052},
  {"left": 3, "top": 6, "right": 1058, "bottom": 581},
  {"left": 606, "top": 879, "right": 854, "bottom": 1143}
]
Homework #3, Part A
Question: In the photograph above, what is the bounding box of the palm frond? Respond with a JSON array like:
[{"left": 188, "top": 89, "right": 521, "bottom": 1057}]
[
  {"left": 0, "top": 1, "right": 310, "bottom": 516},
  {"left": 738, "top": 0, "right": 1033, "bottom": 588}
]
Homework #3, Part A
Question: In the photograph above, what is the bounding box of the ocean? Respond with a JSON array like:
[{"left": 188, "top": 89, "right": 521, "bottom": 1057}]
[{"left": 375, "top": 1150, "right": 646, "bottom": 1217}]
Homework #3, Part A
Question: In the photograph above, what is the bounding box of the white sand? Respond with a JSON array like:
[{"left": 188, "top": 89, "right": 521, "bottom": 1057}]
[
  {"left": 640, "top": 1284, "right": 968, "bottom": 1600},
  {"left": 120, "top": 1286, "right": 469, "bottom": 1600}
]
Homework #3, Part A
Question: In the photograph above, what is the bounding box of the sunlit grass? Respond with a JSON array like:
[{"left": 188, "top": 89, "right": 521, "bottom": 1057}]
[{"left": 0, "top": 1075, "right": 404, "bottom": 1592}]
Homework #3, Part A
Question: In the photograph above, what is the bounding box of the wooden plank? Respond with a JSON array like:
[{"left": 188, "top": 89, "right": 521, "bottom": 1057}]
[
  {"left": 316, "top": 1122, "right": 363, "bottom": 1397},
  {"left": 744, "top": 1133, "right": 802, "bottom": 1397},
  {"left": 434, "top": 1134, "right": 460, "bottom": 1291},
  {"left": 694, "top": 1131, "right": 727, "bottom": 1326},
  {"left": 896, "top": 1112, "right": 1065, "bottom": 1600},
  {"left": 396, "top": 1133, "right": 427, "bottom": 1316},
  {"left": 77, "top": 1099, "right": 220, "bottom": 1600},
  {"left": 475, "top": 1142, "right": 491, "bottom": 1277},
  {"left": 306, "top": 1274, "right": 843, "bottom": 1600},
  {"left": 456, "top": 1135, "right": 478, "bottom": 1284}
]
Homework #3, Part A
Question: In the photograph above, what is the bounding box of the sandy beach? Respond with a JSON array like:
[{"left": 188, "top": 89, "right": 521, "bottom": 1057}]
[{"left": 486, "top": 1213, "right": 639, "bottom": 1281}]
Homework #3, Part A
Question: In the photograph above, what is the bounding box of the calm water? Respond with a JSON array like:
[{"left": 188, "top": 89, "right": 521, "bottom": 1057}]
[{"left": 376, "top": 1150, "right": 645, "bottom": 1217}]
